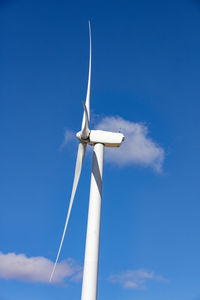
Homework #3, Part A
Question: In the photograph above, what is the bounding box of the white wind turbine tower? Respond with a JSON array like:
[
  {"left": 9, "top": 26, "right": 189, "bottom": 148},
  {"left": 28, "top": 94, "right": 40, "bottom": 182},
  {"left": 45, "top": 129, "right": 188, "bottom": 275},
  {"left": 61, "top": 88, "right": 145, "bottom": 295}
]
[{"left": 50, "top": 22, "right": 125, "bottom": 300}]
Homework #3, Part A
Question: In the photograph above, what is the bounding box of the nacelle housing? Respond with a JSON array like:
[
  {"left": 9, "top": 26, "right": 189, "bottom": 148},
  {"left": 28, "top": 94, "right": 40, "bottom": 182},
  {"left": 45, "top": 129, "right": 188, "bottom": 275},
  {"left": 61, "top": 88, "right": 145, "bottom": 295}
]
[{"left": 89, "top": 130, "right": 124, "bottom": 147}]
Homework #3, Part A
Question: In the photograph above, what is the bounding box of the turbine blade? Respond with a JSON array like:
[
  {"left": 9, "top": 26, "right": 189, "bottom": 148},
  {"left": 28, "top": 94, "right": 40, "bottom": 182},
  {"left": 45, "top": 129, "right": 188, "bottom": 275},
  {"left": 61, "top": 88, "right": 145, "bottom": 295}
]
[
  {"left": 81, "top": 101, "right": 90, "bottom": 139},
  {"left": 50, "top": 142, "right": 87, "bottom": 282},
  {"left": 81, "top": 21, "right": 91, "bottom": 131}
]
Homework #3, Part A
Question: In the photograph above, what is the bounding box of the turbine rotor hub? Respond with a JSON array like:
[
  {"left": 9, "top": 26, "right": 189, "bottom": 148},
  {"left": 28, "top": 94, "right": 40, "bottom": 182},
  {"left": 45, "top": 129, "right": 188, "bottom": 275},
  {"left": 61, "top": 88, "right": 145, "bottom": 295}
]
[{"left": 76, "top": 131, "right": 90, "bottom": 142}]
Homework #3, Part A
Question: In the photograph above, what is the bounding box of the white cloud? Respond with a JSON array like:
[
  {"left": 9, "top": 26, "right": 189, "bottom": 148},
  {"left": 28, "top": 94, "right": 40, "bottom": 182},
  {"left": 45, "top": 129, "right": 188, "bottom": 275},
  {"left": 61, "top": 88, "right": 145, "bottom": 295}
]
[
  {"left": 0, "top": 252, "right": 82, "bottom": 284},
  {"left": 95, "top": 116, "right": 164, "bottom": 172},
  {"left": 109, "top": 269, "right": 168, "bottom": 289},
  {"left": 60, "top": 129, "right": 75, "bottom": 150}
]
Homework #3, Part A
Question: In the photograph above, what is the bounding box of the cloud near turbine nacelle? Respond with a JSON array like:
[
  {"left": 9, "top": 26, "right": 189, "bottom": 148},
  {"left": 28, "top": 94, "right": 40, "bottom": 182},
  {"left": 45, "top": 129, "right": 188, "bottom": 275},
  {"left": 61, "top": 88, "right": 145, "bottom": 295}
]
[
  {"left": 62, "top": 116, "right": 164, "bottom": 172},
  {"left": 60, "top": 129, "right": 75, "bottom": 151},
  {"left": 0, "top": 252, "right": 82, "bottom": 284},
  {"left": 95, "top": 116, "right": 164, "bottom": 172}
]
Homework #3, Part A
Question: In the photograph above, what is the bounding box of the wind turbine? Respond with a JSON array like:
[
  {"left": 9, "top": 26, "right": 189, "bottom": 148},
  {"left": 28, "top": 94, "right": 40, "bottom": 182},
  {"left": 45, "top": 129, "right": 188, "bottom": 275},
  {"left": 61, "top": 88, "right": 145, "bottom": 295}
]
[{"left": 50, "top": 22, "right": 125, "bottom": 300}]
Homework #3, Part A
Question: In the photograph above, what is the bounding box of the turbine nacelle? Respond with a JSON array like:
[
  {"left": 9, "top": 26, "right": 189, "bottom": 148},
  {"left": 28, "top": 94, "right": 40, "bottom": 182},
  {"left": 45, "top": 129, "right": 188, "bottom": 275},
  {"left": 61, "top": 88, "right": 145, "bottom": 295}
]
[{"left": 76, "top": 129, "right": 124, "bottom": 147}]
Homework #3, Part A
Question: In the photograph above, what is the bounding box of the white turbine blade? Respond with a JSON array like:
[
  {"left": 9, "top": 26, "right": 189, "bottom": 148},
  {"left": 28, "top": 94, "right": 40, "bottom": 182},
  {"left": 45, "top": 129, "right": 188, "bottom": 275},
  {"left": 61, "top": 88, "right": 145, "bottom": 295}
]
[
  {"left": 81, "top": 101, "right": 90, "bottom": 139},
  {"left": 49, "top": 142, "right": 87, "bottom": 282},
  {"left": 81, "top": 21, "right": 91, "bottom": 131}
]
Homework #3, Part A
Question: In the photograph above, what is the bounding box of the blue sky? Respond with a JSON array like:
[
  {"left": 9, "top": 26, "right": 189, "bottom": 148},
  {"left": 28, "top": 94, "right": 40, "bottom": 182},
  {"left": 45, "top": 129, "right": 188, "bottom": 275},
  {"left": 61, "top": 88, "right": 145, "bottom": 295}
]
[{"left": 1, "top": 0, "right": 200, "bottom": 299}]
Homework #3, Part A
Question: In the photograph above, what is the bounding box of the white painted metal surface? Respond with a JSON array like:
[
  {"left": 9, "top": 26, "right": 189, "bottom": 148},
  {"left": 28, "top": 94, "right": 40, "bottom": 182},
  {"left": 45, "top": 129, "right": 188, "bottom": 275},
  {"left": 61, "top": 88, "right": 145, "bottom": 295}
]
[
  {"left": 89, "top": 130, "right": 124, "bottom": 147},
  {"left": 81, "top": 143, "right": 104, "bottom": 300},
  {"left": 81, "top": 21, "right": 91, "bottom": 131}
]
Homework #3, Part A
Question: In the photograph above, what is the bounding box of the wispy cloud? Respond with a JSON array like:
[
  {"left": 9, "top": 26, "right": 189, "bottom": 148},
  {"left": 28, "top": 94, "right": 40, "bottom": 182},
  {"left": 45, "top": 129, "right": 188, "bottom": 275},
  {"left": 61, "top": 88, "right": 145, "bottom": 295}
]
[
  {"left": 60, "top": 129, "right": 75, "bottom": 150},
  {"left": 96, "top": 116, "right": 164, "bottom": 172},
  {"left": 109, "top": 269, "right": 168, "bottom": 289},
  {"left": 0, "top": 252, "right": 82, "bottom": 284}
]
